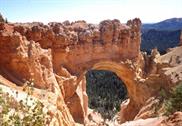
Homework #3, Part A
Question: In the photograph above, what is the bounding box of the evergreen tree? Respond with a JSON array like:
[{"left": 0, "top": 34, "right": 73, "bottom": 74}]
[{"left": 0, "top": 13, "right": 5, "bottom": 22}]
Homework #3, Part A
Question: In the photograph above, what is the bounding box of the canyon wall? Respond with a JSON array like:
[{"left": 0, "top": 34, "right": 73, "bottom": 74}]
[{"left": 0, "top": 18, "right": 165, "bottom": 125}]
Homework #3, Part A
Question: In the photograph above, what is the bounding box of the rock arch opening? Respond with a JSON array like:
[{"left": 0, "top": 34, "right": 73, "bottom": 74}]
[{"left": 85, "top": 70, "right": 128, "bottom": 119}]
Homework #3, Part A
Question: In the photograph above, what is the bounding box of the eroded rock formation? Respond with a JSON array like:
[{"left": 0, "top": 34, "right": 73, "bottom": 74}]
[
  {"left": 0, "top": 18, "right": 182, "bottom": 126},
  {"left": 0, "top": 19, "right": 145, "bottom": 124}
]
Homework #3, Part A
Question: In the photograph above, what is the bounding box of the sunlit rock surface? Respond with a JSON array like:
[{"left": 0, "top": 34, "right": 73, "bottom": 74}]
[{"left": 0, "top": 18, "right": 182, "bottom": 125}]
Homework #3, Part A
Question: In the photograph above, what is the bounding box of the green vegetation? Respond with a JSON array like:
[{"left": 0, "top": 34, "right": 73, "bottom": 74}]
[
  {"left": 141, "top": 29, "right": 181, "bottom": 54},
  {"left": 86, "top": 70, "right": 127, "bottom": 119},
  {"left": 0, "top": 13, "right": 5, "bottom": 22},
  {"left": 0, "top": 81, "right": 50, "bottom": 126},
  {"left": 141, "top": 18, "right": 182, "bottom": 54},
  {"left": 0, "top": 13, "right": 8, "bottom": 23},
  {"left": 164, "top": 81, "right": 182, "bottom": 115}
]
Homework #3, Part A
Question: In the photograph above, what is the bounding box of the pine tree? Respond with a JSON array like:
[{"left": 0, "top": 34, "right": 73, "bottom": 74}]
[
  {"left": 5, "top": 18, "right": 8, "bottom": 23},
  {"left": 0, "top": 13, "right": 5, "bottom": 22}
]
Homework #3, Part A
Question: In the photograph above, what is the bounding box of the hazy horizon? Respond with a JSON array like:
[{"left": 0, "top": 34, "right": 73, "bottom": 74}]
[{"left": 0, "top": 0, "right": 182, "bottom": 24}]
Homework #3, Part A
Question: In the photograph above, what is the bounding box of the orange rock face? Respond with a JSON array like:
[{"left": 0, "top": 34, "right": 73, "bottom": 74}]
[
  {"left": 161, "top": 112, "right": 182, "bottom": 126},
  {"left": 1, "top": 18, "right": 177, "bottom": 125}
]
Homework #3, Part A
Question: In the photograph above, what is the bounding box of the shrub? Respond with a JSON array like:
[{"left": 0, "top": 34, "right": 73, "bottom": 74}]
[
  {"left": 0, "top": 81, "right": 50, "bottom": 126},
  {"left": 165, "top": 81, "right": 182, "bottom": 115}
]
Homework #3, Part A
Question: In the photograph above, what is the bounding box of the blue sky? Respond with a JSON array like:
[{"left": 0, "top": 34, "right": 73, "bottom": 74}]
[{"left": 0, "top": 0, "right": 182, "bottom": 24}]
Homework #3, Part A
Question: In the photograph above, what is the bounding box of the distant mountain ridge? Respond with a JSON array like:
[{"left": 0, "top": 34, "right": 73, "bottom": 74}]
[
  {"left": 141, "top": 18, "right": 182, "bottom": 54},
  {"left": 142, "top": 18, "right": 182, "bottom": 31}
]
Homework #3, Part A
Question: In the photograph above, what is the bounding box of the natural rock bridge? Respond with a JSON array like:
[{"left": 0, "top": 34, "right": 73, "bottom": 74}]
[{"left": 0, "top": 18, "right": 157, "bottom": 125}]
